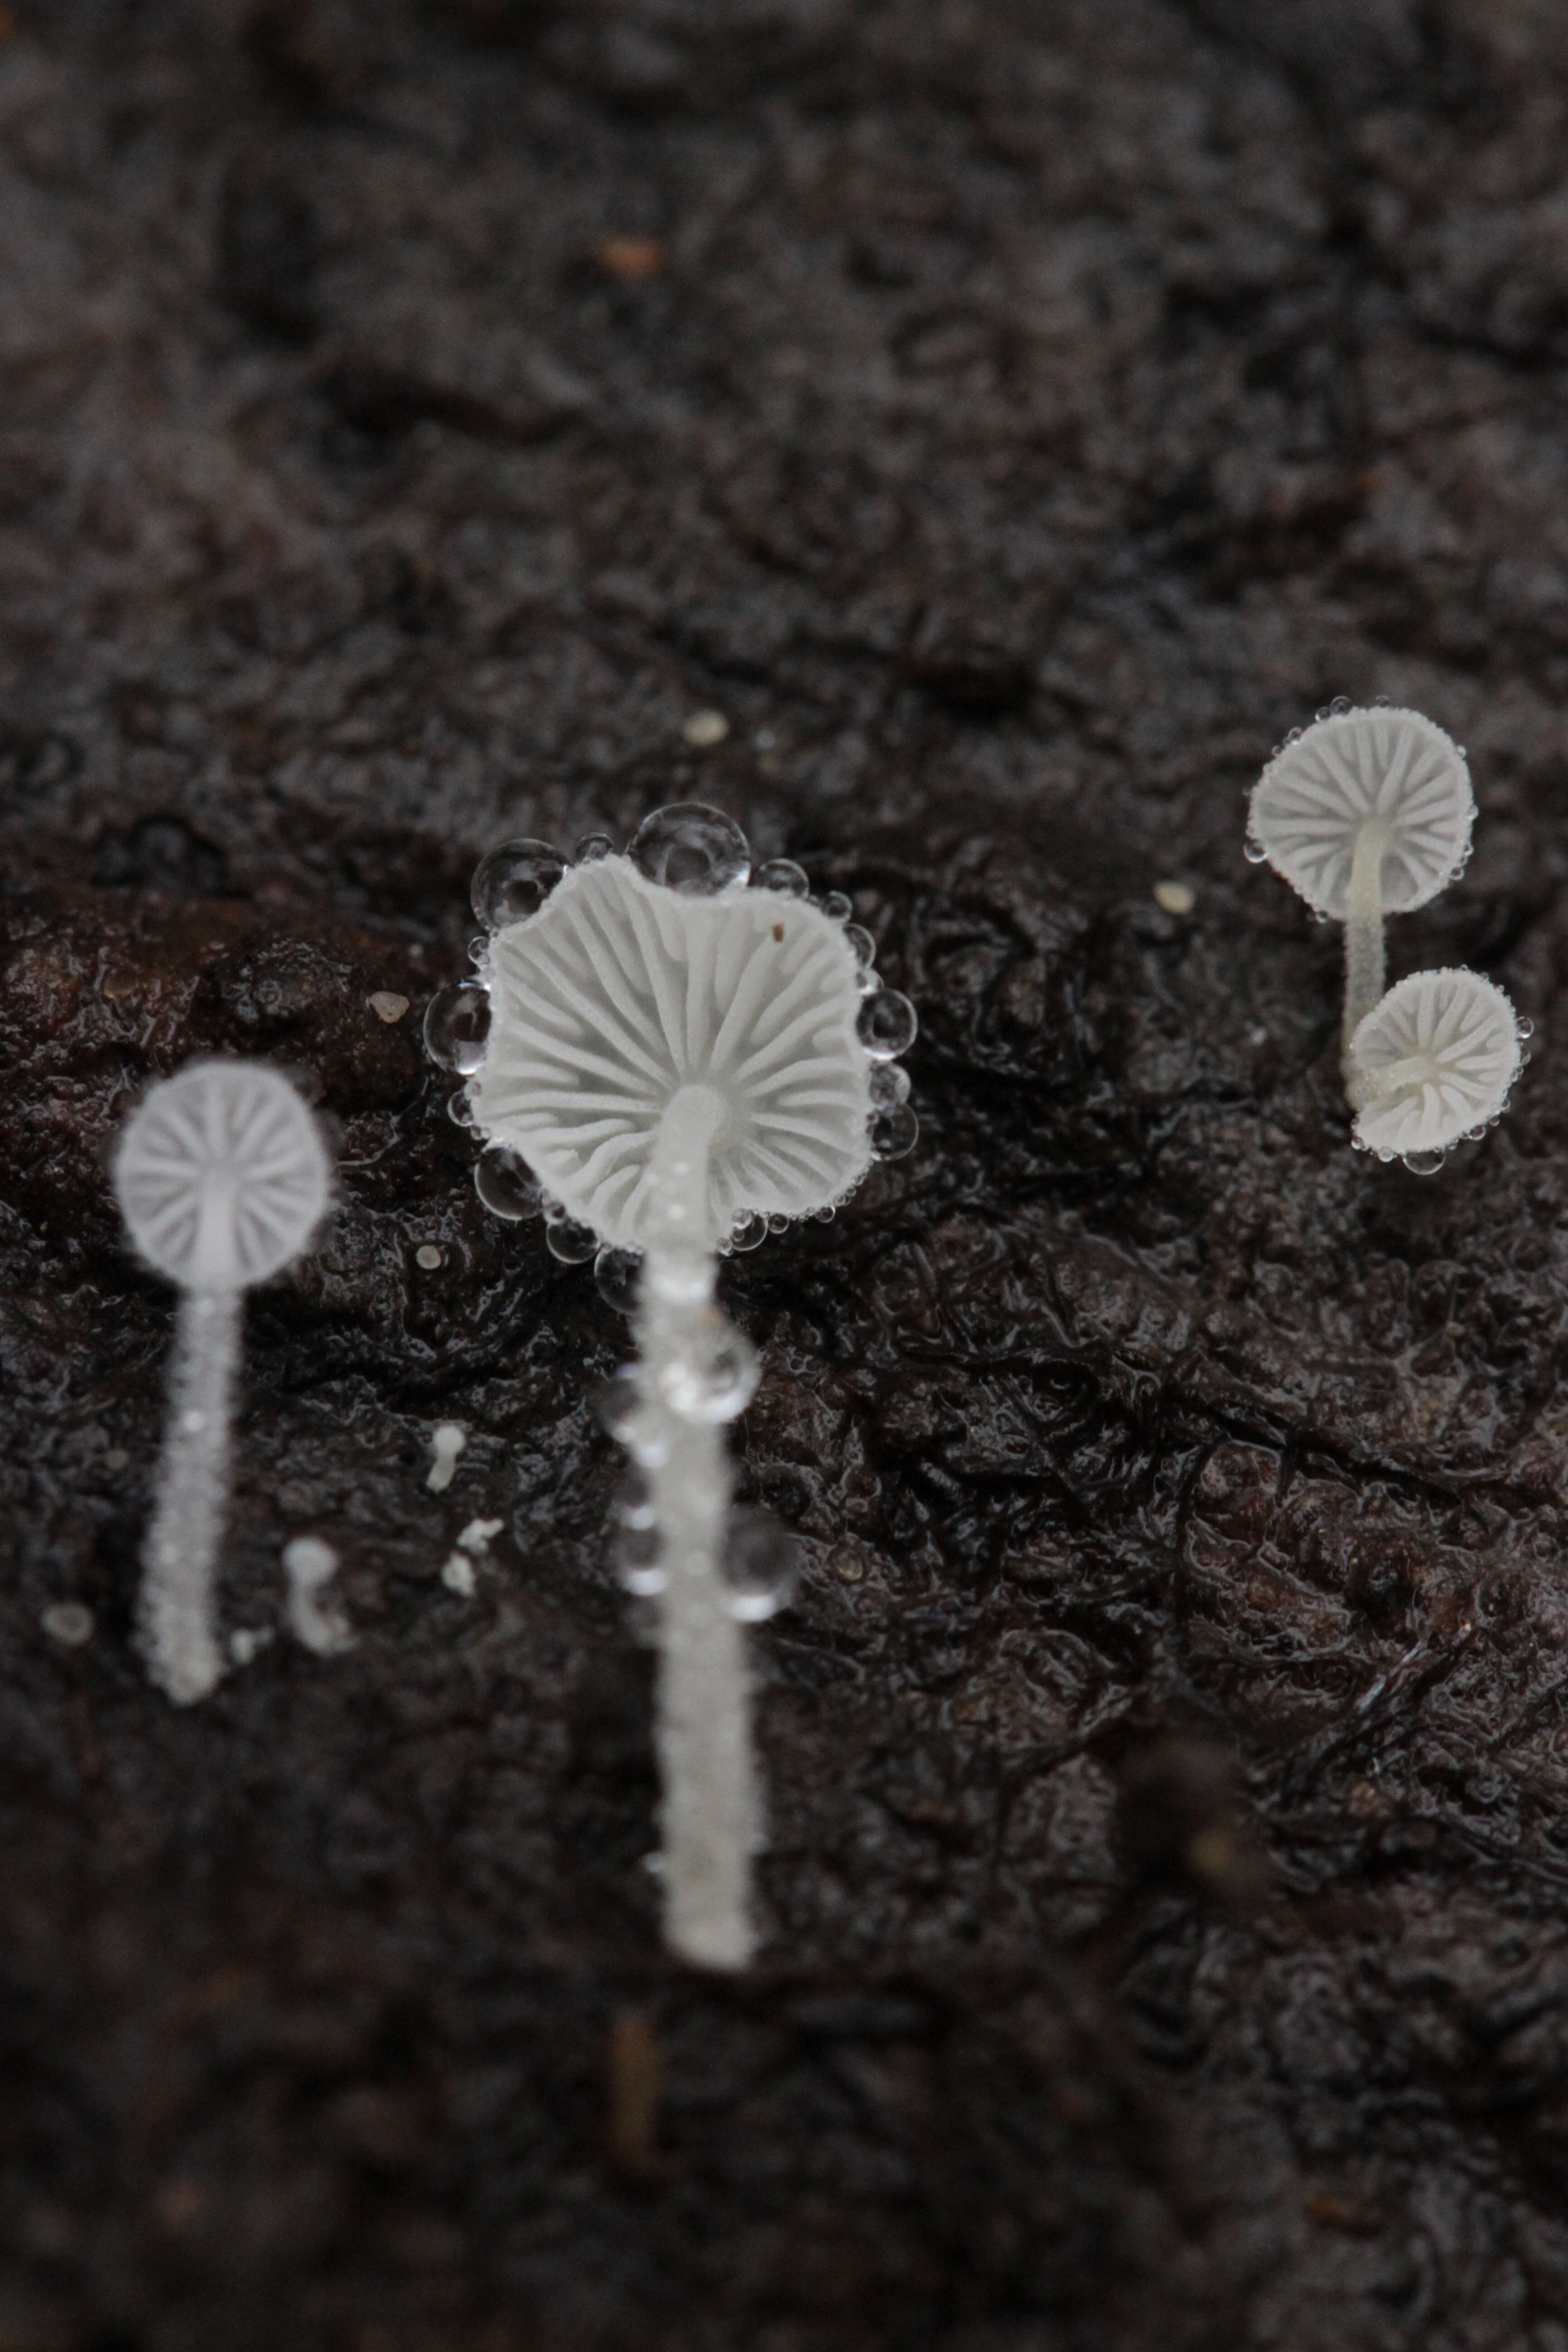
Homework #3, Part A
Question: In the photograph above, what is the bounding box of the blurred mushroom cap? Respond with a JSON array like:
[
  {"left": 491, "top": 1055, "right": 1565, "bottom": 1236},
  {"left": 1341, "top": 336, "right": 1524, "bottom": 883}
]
[
  {"left": 115, "top": 1060, "right": 331, "bottom": 1291},
  {"left": 1250, "top": 706, "right": 1473, "bottom": 920}
]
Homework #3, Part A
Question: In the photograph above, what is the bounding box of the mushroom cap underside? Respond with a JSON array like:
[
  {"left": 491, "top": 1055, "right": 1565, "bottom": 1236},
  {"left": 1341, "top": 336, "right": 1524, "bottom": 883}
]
[
  {"left": 1250, "top": 706, "right": 1474, "bottom": 920},
  {"left": 470, "top": 856, "right": 873, "bottom": 1252},
  {"left": 115, "top": 1059, "right": 332, "bottom": 1290},
  {"left": 1349, "top": 966, "right": 1521, "bottom": 1156}
]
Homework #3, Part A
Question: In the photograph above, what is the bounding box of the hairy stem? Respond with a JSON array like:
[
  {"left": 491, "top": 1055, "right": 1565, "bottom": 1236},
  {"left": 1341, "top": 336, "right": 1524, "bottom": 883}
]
[
  {"left": 1342, "top": 823, "right": 1387, "bottom": 1068},
  {"left": 636, "top": 1085, "right": 756, "bottom": 1971},
  {"left": 141, "top": 1287, "right": 239, "bottom": 1705}
]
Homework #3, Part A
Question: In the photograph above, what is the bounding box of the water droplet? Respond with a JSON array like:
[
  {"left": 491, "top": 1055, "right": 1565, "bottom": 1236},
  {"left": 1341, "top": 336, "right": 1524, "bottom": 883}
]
[
  {"left": 870, "top": 1102, "right": 919, "bottom": 1161},
  {"left": 820, "top": 891, "right": 853, "bottom": 922},
  {"left": 614, "top": 1466, "right": 656, "bottom": 1531},
  {"left": 842, "top": 922, "right": 876, "bottom": 967},
  {"left": 658, "top": 1314, "right": 759, "bottom": 1423},
  {"left": 613, "top": 1520, "right": 666, "bottom": 1597},
  {"left": 466, "top": 934, "right": 488, "bottom": 967},
  {"left": 629, "top": 802, "right": 750, "bottom": 895},
  {"left": 1350, "top": 1134, "right": 1369, "bottom": 1152},
  {"left": 869, "top": 1062, "right": 911, "bottom": 1111},
  {"left": 423, "top": 980, "right": 492, "bottom": 1074},
  {"left": 1518, "top": 1017, "right": 1535, "bottom": 1040},
  {"left": 754, "top": 857, "right": 808, "bottom": 898},
  {"left": 447, "top": 1086, "right": 478, "bottom": 1129},
  {"left": 475, "top": 1145, "right": 543, "bottom": 1221},
  {"left": 1244, "top": 839, "right": 1268, "bottom": 865},
  {"left": 765, "top": 1212, "right": 790, "bottom": 1235},
  {"left": 857, "top": 989, "right": 918, "bottom": 1060},
  {"left": 1401, "top": 1148, "right": 1447, "bottom": 1177},
  {"left": 722, "top": 1514, "right": 797, "bottom": 1622},
  {"left": 857, "top": 965, "right": 882, "bottom": 998},
  {"left": 593, "top": 1367, "right": 642, "bottom": 1443},
  {"left": 470, "top": 838, "right": 568, "bottom": 931},
  {"left": 730, "top": 1210, "right": 768, "bottom": 1251},
  {"left": 546, "top": 1216, "right": 598, "bottom": 1264},
  {"left": 813, "top": 1205, "right": 835, "bottom": 1223},
  {"left": 593, "top": 1245, "right": 642, "bottom": 1315},
  {"left": 1376, "top": 1149, "right": 1395, "bottom": 1164},
  {"left": 573, "top": 831, "right": 615, "bottom": 865}
]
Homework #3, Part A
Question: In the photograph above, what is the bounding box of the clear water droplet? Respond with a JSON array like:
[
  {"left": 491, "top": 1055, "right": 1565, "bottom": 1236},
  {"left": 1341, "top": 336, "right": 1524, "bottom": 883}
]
[
  {"left": 615, "top": 1466, "right": 656, "bottom": 1531},
  {"left": 813, "top": 1205, "right": 835, "bottom": 1223},
  {"left": 1401, "top": 1148, "right": 1447, "bottom": 1177},
  {"left": 1350, "top": 1135, "right": 1369, "bottom": 1152},
  {"left": 858, "top": 966, "right": 882, "bottom": 997},
  {"left": 842, "top": 922, "right": 876, "bottom": 967},
  {"left": 593, "top": 1367, "right": 642, "bottom": 1443},
  {"left": 629, "top": 802, "right": 750, "bottom": 895},
  {"left": 658, "top": 1314, "right": 759, "bottom": 1423},
  {"left": 470, "top": 838, "right": 568, "bottom": 931},
  {"left": 857, "top": 989, "right": 918, "bottom": 1060},
  {"left": 820, "top": 891, "right": 853, "bottom": 923},
  {"left": 447, "top": 1086, "right": 478, "bottom": 1129},
  {"left": 593, "top": 1245, "right": 642, "bottom": 1315},
  {"left": 542, "top": 1194, "right": 566, "bottom": 1223},
  {"left": 754, "top": 857, "right": 808, "bottom": 898},
  {"left": 573, "top": 831, "right": 615, "bottom": 865},
  {"left": 869, "top": 1062, "right": 911, "bottom": 1111},
  {"left": 722, "top": 1514, "right": 797, "bottom": 1622},
  {"left": 730, "top": 1210, "right": 768, "bottom": 1251},
  {"left": 765, "top": 1212, "right": 790, "bottom": 1235},
  {"left": 546, "top": 1216, "right": 598, "bottom": 1264},
  {"left": 466, "top": 934, "right": 488, "bottom": 967},
  {"left": 870, "top": 1102, "right": 919, "bottom": 1161},
  {"left": 423, "top": 981, "right": 491, "bottom": 1074},
  {"left": 1244, "top": 839, "right": 1268, "bottom": 865},
  {"left": 1376, "top": 1149, "right": 1395, "bottom": 1164},
  {"left": 613, "top": 1520, "right": 666, "bottom": 1597},
  {"left": 1518, "top": 1017, "right": 1535, "bottom": 1040},
  {"left": 475, "top": 1145, "right": 543, "bottom": 1220}
]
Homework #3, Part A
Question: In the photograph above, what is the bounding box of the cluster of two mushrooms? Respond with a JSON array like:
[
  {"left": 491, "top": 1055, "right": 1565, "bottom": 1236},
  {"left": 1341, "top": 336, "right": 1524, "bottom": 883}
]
[
  {"left": 426, "top": 803, "right": 918, "bottom": 1970},
  {"left": 1248, "top": 705, "right": 1528, "bottom": 1170}
]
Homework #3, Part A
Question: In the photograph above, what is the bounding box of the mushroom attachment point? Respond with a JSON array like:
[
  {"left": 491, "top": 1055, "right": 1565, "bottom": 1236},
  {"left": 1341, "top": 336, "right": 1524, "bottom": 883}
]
[
  {"left": 1347, "top": 968, "right": 1523, "bottom": 1171},
  {"left": 114, "top": 1061, "right": 331, "bottom": 1704},
  {"left": 432, "top": 804, "right": 918, "bottom": 1969},
  {"left": 1248, "top": 705, "right": 1474, "bottom": 1060}
]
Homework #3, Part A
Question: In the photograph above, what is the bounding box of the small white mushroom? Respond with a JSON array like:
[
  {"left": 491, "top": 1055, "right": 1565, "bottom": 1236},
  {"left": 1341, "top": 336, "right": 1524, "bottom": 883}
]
[
  {"left": 114, "top": 1061, "right": 331, "bottom": 1704},
  {"left": 441, "top": 803, "right": 919, "bottom": 1970},
  {"left": 1248, "top": 706, "right": 1474, "bottom": 1060},
  {"left": 283, "top": 1535, "right": 353, "bottom": 1656},
  {"left": 426, "top": 1421, "right": 466, "bottom": 1491},
  {"left": 1347, "top": 967, "right": 1523, "bottom": 1168}
]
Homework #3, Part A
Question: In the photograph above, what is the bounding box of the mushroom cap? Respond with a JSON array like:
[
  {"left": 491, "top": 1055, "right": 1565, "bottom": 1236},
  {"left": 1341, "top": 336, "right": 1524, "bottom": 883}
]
[
  {"left": 1249, "top": 706, "right": 1474, "bottom": 920},
  {"left": 115, "top": 1060, "right": 331, "bottom": 1290},
  {"left": 1349, "top": 967, "right": 1521, "bottom": 1157},
  {"left": 469, "top": 856, "right": 872, "bottom": 1252}
]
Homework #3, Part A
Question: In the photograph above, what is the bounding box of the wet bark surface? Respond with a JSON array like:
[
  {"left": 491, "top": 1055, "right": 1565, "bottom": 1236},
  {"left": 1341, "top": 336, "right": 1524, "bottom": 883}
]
[{"left": 4, "top": 2, "right": 1568, "bottom": 2345}]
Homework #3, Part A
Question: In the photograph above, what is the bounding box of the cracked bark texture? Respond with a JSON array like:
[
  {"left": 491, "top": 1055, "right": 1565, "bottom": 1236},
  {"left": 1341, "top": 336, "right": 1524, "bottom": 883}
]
[{"left": 4, "top": 1, "right": 1568, "bottom": 2346}]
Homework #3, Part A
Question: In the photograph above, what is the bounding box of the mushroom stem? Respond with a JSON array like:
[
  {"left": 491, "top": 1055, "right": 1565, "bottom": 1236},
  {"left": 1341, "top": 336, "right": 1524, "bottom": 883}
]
[
  {"left": 637, "top": 1084, "right": 757, "bottom": 1971},
  {"left": 1343, "top": 824, "right": 1387, "bottom": 1064},
  {"left": 140, "top": 1287, "right": 239, "bottom": 1705}
]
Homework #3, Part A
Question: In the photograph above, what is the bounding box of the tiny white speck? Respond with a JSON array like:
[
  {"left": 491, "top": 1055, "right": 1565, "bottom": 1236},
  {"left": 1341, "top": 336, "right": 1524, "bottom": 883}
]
[
  {"left": 1154, "top": 880, "right": 1196, "bottom": 915},
  {"left": 427, "top": 1422, "right": 466, "bottom": 1492},
  {"left": 42, "top": 1602, "right": 94, "bottom": 1648},
  {"left": 369, "top": 991, "right": 411, "bottom": 1024},
  {"left": 682, "top": 709, "right": 729, "bottom": 748},
  {"left": 416, "top": 1244, "right": 443, "bottom": 1270},
  {"left": 457, "top": 1517, "right": 503, "bottom": 1556},
  {"left": 441, "top": 1553, "right": 476, "bottom": 1596},
  {"left": 181, "top": 1411, "right": 206, "bottom": 1433},
  {"left": 230, "top": 1627, "right": 274, "bottom": 1665}
]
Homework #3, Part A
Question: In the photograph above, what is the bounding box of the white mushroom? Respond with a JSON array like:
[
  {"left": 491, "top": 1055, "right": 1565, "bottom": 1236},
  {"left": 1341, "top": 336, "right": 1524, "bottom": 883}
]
[
  {"left": 1248, "top": 706, "right": 1474, "bottom": 1060},
  {"left": 436, "top": 803, "right": 919, "bottom": 1970},
  {"left": 115, "top": 1061, "right": 331, "bottom": 1703},
  {"left": 1347, "top": 967, "right": 1523, "bottom": 1166}
]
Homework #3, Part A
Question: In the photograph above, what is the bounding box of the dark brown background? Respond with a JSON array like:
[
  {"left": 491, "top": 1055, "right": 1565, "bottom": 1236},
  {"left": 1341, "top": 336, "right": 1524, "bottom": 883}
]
[{"left": 4, "top": 2, "right": 1568, "bottom": 2346}]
